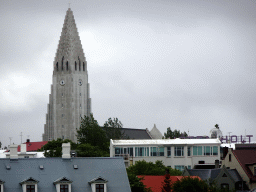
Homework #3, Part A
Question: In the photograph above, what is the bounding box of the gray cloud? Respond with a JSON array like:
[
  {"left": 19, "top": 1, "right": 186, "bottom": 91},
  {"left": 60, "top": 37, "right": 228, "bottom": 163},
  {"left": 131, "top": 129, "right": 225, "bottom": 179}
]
[{"left": 0, "top": 0, "right": 256, "bottom": 147}]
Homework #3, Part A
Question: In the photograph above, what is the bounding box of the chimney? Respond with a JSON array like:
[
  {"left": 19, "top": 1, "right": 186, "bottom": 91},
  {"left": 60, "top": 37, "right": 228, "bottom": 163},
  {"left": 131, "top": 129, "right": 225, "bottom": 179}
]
[
  {"left": 20, "top": 144, "right": 26, "bottom": 153},
  {"left": 215, "top": 160, "right": 220, "bottom": 169},
  {"left": 26, "top": 139, "right": 30, "bottom": 143},
  {"left": 62, "top": 143, "right": 71, "bottom": 159},
  {"left": 9, "top": 145, "right": 18, "bottom": 159}
]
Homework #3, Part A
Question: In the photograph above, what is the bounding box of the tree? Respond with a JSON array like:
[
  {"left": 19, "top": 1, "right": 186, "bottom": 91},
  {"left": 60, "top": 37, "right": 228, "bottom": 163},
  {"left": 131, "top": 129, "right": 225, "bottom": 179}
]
[
  {"left": 38, "top": 138, "right": 76, "bottom": 157},
  {"left": 215, "top": 124, "right": 220, "bottom": 129},
  {"left": 76, "top": 143, "right": 108, "bottom": 157},
  {"left": 76, "top": 113, "right": 108, "bottom": 151},
  {"left": 172, "top": 177, "right": 209, "bottom": 192},
  {"left": 164, "top": 127, "right": 188, "bottom": 139},
  {"left": 161, "top": 173, "right": 172, "bottom": 192},
  {"left": 126, "top": 160, "right": 182, "bottom": 176},
  {"left": 0, "top": 141, "right": 2, "bottom": 149},
  {"left": 103, "top": 117, "right": 127, "bottom": 140},
  {"left": 127, "top": 173, "right": 152, "bottom": 192}
]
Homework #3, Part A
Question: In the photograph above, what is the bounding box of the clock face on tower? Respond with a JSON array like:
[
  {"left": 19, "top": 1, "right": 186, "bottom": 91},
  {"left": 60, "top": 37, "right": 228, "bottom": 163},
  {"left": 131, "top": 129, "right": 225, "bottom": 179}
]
[
  {"left": 78, "top": 79, "right": 83, "bottom": 86},
  {"left": 60, "top": 80, "right": 65, "bottom": 86}
]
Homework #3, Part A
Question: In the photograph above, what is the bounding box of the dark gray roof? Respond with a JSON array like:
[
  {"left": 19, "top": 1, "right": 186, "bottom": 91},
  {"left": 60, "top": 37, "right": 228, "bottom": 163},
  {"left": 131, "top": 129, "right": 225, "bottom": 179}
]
[
  {"left": 228, "top": 169, "right": 243, "bottom": 182},
  {"left": 187, "top": 168, "right": 242, "bottom": 182},
  {"left": 0, "top": 157, "right": 131, "bottom": 192},
  {"left": 120, "top": 128, "right": 152, "bottom": 139}
]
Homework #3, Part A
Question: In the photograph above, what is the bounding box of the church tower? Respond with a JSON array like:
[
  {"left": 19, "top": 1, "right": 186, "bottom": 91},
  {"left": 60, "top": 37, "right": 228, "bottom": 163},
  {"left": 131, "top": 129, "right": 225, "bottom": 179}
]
[{"left": 43, "top": 8, "right": 91, "bottom": 142}]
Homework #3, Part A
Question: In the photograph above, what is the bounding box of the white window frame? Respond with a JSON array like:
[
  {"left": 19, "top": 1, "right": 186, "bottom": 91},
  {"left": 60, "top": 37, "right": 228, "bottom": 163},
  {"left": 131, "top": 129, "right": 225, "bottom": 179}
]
[
  {"left": 55, "top": 183, "right": 71, "bottom": 192},
  {"left": 91, "top": 183, "right": 107, "bottom": 192},
  {"left": 21, "top": 183, "right": 38, "bottom": 192}
]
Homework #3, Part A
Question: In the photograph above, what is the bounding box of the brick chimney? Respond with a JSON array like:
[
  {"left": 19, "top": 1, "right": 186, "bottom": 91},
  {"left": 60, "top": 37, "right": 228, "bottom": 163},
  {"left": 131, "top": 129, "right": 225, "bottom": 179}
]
[
  {"left": 10, "top": 145, "right": 18, "bottom": 159},
  {"left": 62, "top": 143, "right": 71, "bottom": 159}
]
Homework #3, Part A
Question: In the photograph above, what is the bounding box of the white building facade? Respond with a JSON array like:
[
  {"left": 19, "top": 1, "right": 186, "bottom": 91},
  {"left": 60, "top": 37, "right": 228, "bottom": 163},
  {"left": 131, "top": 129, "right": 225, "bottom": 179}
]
[{"left": 110, "top": 138, "right": 221, "bottom": 171}]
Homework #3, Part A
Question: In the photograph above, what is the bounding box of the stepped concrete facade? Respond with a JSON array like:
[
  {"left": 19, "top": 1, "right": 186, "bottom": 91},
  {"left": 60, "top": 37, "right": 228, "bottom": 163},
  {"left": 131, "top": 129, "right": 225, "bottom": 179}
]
[{"left": 43, "top": 8, "right": 91, "bottom": 142}]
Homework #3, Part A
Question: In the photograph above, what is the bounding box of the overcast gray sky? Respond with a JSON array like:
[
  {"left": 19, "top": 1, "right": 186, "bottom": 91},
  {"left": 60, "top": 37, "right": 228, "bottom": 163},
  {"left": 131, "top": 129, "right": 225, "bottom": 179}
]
[{"left": 1, "top": 0, "right": 256, "bottom": 147}]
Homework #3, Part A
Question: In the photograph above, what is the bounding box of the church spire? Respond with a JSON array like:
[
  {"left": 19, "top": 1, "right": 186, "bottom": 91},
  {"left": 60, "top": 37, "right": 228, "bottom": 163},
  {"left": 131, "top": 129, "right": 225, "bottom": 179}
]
[{"left": 54, "top": 8, "right": 86, "bottom": 72}]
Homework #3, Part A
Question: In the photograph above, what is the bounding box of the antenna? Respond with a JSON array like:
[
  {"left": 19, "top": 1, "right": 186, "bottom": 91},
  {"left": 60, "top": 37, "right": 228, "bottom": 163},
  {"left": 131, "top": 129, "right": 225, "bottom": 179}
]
[
  {"left": 20, "top": 132, "right": 23, "bottom": 144},
  {"left": 9, "top": 137, "right": 12, "bottom": 145}
]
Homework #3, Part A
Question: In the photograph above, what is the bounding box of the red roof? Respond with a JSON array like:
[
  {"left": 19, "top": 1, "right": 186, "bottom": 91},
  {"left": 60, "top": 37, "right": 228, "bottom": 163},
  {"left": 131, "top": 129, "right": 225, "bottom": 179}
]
[
  {"left": 17, "top": 141, "right": 48, "bottom": 152},
  {"left": 137, "top": 175, "right": 200, "bottom": 192},
  {"left": 232, "top": 149, "right": 256, "bottom": 181}
]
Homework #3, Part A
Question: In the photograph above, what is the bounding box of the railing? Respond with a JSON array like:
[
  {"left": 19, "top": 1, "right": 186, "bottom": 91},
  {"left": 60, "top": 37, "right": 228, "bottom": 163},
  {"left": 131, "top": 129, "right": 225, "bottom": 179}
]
[{"left": 115, "top": 154, "right": 129, "bottom": 160}]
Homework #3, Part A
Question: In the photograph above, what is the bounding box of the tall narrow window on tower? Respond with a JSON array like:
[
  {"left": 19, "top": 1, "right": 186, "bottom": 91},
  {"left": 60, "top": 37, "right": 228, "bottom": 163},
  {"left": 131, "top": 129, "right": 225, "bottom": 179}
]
[
  {"left": 78, "top": 56, "right": 81, "bottom": 71},
  {"left": 62, "top": 56, "right": 64, "bottom": 71},
  {"left": 43, "top": 8, "right": 91, "bottom": 142}
]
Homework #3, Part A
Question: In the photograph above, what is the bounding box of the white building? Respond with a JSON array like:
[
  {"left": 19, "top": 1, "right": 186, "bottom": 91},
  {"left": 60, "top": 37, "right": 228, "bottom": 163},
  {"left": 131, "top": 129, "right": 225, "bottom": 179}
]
[{"left": 110, "top": 138, "right": 221, "bottom": 171}]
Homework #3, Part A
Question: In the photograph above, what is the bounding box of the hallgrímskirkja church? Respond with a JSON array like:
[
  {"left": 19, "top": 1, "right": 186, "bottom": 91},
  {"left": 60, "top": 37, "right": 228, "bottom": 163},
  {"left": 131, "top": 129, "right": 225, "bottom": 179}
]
[{"left": 42, "top": 8, "right": 91, "bottom": 142}]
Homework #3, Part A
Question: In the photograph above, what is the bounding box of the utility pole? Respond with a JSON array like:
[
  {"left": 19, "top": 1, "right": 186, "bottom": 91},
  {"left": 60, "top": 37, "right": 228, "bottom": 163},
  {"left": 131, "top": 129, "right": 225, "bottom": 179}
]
[
  {"left": 20, "top": 132, "right": 23, "bottom": 144},
  {"left": 9, "top": 137, "right": 12, "bottom": 146}
]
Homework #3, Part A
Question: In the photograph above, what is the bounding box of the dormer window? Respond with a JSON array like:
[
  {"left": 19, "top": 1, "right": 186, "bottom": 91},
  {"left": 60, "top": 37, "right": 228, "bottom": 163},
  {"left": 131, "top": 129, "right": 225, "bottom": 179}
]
[
  {"left": 19, "top": 177, "right": 39, "bottom": 192},
  {"left": 53, "top": 177, "right": 72, "bottom": 192},
  {"left": 89, "top": 176, "right": 108, "bottom": 192}
]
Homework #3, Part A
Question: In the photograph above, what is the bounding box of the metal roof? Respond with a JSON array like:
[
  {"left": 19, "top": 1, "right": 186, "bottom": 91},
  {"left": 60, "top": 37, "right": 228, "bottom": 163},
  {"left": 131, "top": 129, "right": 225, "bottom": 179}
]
[
  {"left": 111, "top": 138, "right": 221, "bottom": 146},
  {"left": 0, "top": 157, "right": 131, "bottom": 192}
]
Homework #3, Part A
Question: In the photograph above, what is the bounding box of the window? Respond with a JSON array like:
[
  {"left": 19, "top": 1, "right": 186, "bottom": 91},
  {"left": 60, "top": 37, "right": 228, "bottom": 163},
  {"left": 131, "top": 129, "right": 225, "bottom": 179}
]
[
  {"left": 115, "top": 147, "right": 133, "bottom": 157},
  {"left": 83, "top": 62, "right": 85, "bottom": 71},
  {"left": 229, "top": 154, "right": 231, "bottom": 162},
  {"left": 26, "top": 185, "right": 35, "bottom": 192},
  {"left": 60, "top": 184, "right": 68, "bottom": 192},
  {"left": 188, "top": 165, "right": 191, "bottom": 169},
  {"left": 150, "top": 147, "right": 164, "bottom": 156},
  {"left": 96, "top": 184, "right": 104, "bottom": 192},
  {"left": 174, "top": 146, "right": 184, "bottom": 156},
  {"left": 254, "top": 167, "right": 256, "bottom": 176},
  {"left": 193, "top": 146, "right": 202, "bottom": 156},
  {"left": 80, "top": 104, "right": 82, "bottom": 108},
  {"left": 221, "top": 183, "right": 229, "bottom": 190},
  {"left": 62, "top": 57, "right": 64, "bottom": 71},
  {"left": 62, "top": 104, "right": 64, "bottom": 108},
  {"left": 56, "top": 62, "right": 58, "bottom": 71},
  {"left": 75, "top": 61, "right": 77, "bottom": 70},
  {"left": 167, "top": 147, "right": 171, "bottom": 157},
  {"left": 204, "top": 146, "right": 218, "bottom": 156},
  {"left": 80, "top": 93, "right": 81, "bottom": 96},
  {"left": 212, "top": 146, "right": 218, "bottom": 155},
  {"left": 175, "top": 165, "right": 185, "bottom": 171},
  {"left": 62, "top": 114, "right": 64, "bottom": 117},
  {"left": 187, "top": 147, "right": 191, "bottom": 156},
  {"left": 204, "top": 146, "right": 211, "bottom": 155},
  {"left": 66, "top": 61, "right": 68, "bottom": 70},
  {"left": 62, "top": 125, "right": 64, "bottom": 128},
  {"left": 135, "top": 147, "right": 149, "bottom": 157},
  {"left": 62, "top": 93, "right": 64, "bottom": 97}
]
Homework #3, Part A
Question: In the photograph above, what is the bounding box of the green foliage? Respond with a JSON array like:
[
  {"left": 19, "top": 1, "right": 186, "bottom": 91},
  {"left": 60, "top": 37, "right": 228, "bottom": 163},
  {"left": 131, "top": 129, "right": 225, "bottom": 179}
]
[
  {"left": 76, "top": 143, "right": 108, "bottom": 157},
  {"left": 161, "top": 174, "right": 172, "bottom": 192},
  {"left": 126, "top": 160, "right": 182, "bottom": 176},
  {"left": 39, "top": 138, "right": 76, "bottom": 157},
  {"left": 127, "top": 173, "right": 152, "bottom": 192},
  {"left": 103, "top": 117, "right": 127, "bottom": 140},
  {"left": 172, "top": 177, "right": 209, "bottom": 192},
  {"left": 164, "top": 127, "right": 188, "bottom": 139},
  {"left": 76, "top": 113, "right": 108, "bottom": 151}
]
